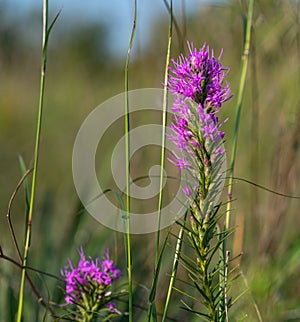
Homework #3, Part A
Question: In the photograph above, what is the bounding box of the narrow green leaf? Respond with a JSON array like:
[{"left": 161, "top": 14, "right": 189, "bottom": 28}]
[
  {"left": 149, "top": 231, "right": 169, "bottom": 303},
  {"left": 7, "top": 284, "right": 18, "bottom": 322},
  {"left": 180, "top": 304, "right": 211, "bottom": 320},
  {"left": 147, "top": 302, "right": 158, "bottom": 322},
  {"left": 193, "top": 281, "right": 210, "bottom": 302},
  {"left": 173, "top": 288, "right": 203, "bottom": 304},
  {"left": 176, "top": 252, "right": 199, "bottom": 276}
]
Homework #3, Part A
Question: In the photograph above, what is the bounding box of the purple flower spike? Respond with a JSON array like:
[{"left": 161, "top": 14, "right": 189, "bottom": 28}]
[
  {"left": 167, "top": 42, "right": 231, "bottom": 174},
  {"left": 168, "top": 42, "right": 231, "bottom": 114},
  {"left": 166, "top": 41, "right": 232, "bottom": 204}
]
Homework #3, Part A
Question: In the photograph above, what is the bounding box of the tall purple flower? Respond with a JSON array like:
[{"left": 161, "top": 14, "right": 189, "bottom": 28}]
[
  {"left": 167, "top": 42, "right": 232, "bottom": 198},
  {"left": 166, "top": 42, "right": 234, "bottom": 320}
]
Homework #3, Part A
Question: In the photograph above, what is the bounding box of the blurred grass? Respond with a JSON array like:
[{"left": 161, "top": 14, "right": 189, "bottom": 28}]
[{"left": 0, "top": 0, "right": 300, "bottom": 321}]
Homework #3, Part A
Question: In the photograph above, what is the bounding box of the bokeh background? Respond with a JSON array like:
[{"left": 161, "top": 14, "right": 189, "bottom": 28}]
[{"left": 0, "top": 0, "right": 300, "bottom": 321}]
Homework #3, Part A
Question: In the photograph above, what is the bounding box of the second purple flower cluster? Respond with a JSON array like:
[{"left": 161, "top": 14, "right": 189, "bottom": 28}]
[{"left": 61, "top": 247, "right": 120, "bottom": 306}]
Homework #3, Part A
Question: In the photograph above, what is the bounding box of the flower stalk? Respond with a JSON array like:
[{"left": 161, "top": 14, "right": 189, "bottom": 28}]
[{"left": 167, "top": 42, "right": 232, "bottom": 321}]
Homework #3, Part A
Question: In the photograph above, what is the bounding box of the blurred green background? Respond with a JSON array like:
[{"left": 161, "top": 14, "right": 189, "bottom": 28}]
[{"left": 0, "top": 0, "right": 300, "bottom": 321}]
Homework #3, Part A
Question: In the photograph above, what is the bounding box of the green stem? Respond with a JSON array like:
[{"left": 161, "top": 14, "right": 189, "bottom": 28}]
[
  {"left": 161, "top": 211, "right": 186, "bottom": 322},
  {"left": 81, "top": 292, "right": 94, "bottom": 322},
  {"left": 148, "top": 3, "right": 172, "bottom": 320},
  {"left": 226, "top": 0, "right": 255, "bottom": 230},
  {"left": 124, "top": 1, "right": 137, "bottom": 321},
  {"left": 156, "top": 0, "right": 173, "bottom": 266},
  {"left": 16, "top": 1, "right": 48, "bottom": 321},
  {"left": 222, "top": 1, "right": 254, "bottom": 320},
  {"left": 198, "top": 228, "right": 218, "bottom": 321},
  {"left": 82, "top": 315, "right": 93, "bottom": 322}
]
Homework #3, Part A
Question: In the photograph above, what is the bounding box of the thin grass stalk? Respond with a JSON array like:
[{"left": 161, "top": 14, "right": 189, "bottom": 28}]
[
  {"left": 124, "top": 1, "right": 137, "bottom": 321},
  {"left": 16, "top": 1, "right": 49, "bottom": 320},
  {"left": 156, "top": 0, "right": 173, "bottom": 265},
  {"left": 226, "top": 0, "right": 254, "bottom": 230},
  {"left": 240, "top": 270, "right": 263, "bottom": 322},
  {"left": 147, "top": 3, "right": 172, "bottom": 319},
  {"left": 162, "top": 0, "right": 183, "bottom": 54},
  {"left": 161, "top": 212, "right": 187, "bottom": 322},
  {"left": 297, "top": 1, "right": 300, "bottom": 90},
  {"left": 148, "top": 232, "right": 169, "bottom": 321},
  {"left": 221, "top": 1, "right": 254, "bottom": 319},
  {"left": 250, "top": 29, "right": 259, "bottom": 242}
]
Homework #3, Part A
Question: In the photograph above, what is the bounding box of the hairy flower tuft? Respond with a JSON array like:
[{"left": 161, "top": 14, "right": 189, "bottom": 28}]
[{"left": 61, "top": 247, "right": 122, "bottom": 319}]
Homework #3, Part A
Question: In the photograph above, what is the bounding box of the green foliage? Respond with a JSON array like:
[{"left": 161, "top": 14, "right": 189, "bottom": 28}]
[{"left": 0, "top": 0, "right": 300, "bottom": 321}]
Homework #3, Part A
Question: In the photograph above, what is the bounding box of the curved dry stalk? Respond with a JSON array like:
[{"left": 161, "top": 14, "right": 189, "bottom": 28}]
[
  {"left": 3, "top": 167, "right": 59, "bottom": 317},
  {"left": 6, "top": 167, "right": 33, "bottom": 259}
]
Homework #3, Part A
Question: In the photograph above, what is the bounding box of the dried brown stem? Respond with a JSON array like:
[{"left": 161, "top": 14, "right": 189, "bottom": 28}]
[
  {"left": 6, "top": 167, "right": 33, "bottom": 259},
  {"left": 4, "top": 169, "right": 59, "bottom": 317}
]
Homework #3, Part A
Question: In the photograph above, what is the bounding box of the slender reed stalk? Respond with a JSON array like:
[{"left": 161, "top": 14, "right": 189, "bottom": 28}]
[
  {"left": 225, "top": 0, "right": 254, "bottom": 230},
  {"left": 221, "top": 3, "right": 254, "bottom": 319},
  {"left": 240, "top": 270, "right": 263, "bottom": 322},
  {"left": 124, "top": 1, "right": 137, "bottom": 321},
  {"left": 156, "top": 0, "right": 173, "bottom": 266},
  {"left": 161, "top": 212, "right": 187, "bottom": 322},
  {"left": 162, "top": 0, "right": 183, "bottom": 52},
  {"left": 17, "top": 1, "right": 49, "bottom": 320},
  {"left": 146, "top": 3, "right": 173, "bottom": 320},
  {"left": 250, "top": 29, "right": 260, "bottom": 243}
]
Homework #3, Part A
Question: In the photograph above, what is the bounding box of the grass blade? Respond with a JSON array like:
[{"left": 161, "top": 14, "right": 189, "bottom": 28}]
[
  {"left": 17, "top": 1, "right": 57, "bottom": 320},
  {"left": 162, "top": 212, "right": 187, "bottom": 322},
  {"left": 124, "top": 1, "right": 137, "bottom": 321}
]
